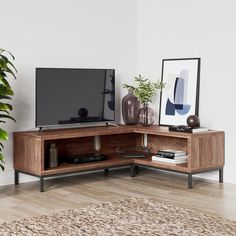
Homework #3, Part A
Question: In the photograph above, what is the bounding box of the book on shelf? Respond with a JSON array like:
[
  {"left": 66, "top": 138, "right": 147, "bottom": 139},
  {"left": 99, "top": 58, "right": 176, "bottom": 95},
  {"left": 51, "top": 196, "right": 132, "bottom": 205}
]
[
  {"left": 169, "top": 125, "right": 208, "bottom": 133},
  {"left": 152, "top": 155, "right": 188, "bottom": 164},
  {"left": 191, "top": 127, "right": 209, "bottom": 133},
  {"left": 157, "top": 149, "right": 186, "bottom": 159}
]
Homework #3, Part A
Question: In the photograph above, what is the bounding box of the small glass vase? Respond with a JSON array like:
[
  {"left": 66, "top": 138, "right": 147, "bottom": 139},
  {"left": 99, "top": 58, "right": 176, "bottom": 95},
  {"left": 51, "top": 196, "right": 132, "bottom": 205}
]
[
  {"left": 122, "top": 90, "right": 140, "bottom": 125},
  {"left": 138, "top": 103, "right": 156, "bottom": 126}
]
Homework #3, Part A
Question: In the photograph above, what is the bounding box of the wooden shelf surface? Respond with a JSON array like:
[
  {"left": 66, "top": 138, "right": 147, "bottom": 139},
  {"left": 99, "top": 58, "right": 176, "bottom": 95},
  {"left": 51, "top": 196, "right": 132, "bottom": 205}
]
[
  {"left": 42, "top": 155, "right": 133, "bottom": 176},
  {"left": 14, "top": 125, "right": 223, "bottom": 141},
  {"left": 134, "top": 158, "right": 188, "bottom": 173},
  {"left": 41, "top": 154, "right": 190, "bottom": 176}
]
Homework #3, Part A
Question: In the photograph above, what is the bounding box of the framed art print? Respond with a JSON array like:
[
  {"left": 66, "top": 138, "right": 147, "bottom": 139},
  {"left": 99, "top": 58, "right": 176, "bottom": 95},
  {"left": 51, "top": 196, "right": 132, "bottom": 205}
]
[{"left": 159, "top": 58, "right": 201, "bottom": 126}]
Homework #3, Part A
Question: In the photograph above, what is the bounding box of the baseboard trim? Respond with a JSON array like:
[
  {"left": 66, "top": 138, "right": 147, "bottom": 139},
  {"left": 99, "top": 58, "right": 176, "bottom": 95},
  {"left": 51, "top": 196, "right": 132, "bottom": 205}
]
[
  {"left": 0, "top": 169, "right": 14, "bottom": 186},
  {"left": 0, "top": 169, "right": 38, "bottom": 186}
]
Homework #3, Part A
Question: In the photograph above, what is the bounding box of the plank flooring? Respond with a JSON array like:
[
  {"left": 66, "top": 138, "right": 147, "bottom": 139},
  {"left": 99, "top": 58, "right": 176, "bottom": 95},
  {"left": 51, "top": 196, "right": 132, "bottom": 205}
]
[{"left": 0, "top": 168, "right": 236, "bottom": 223}]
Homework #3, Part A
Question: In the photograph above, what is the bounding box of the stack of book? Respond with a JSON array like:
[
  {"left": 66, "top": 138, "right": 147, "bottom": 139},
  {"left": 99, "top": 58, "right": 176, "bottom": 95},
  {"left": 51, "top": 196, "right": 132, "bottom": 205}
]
[{"left": 152, "top": 149, "right": 188, "bottom": 164}]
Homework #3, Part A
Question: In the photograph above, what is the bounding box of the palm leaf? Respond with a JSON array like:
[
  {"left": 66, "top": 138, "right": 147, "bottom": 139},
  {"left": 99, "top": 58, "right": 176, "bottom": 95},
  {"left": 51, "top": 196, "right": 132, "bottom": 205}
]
[
  {"left": 2, "top": 67, "right": 16, "bottom": 79},
  {"left": 0, "top": 110, "right": 9, "bottom": 114},
  {"left": 0, "top": 128, "right": 8, "bottom": 140},
  {"left": 0, "top": 57, "right": 7, "bottom": 66},
  {"left": 0, "top": 103, "right": 12, "bottom": 111},
  {"left": 0, "top": 143, "right": 4, "bottom": 151},
  {"left": 0, "top": 78, "right": 12, "bottom": 89},
  {"left": 0, "top": 114, "right": 16, "bottom": 122},
  {"left": 0, "top": 153, "right": 5, "bottom": 171},
  {"left": 0, "top": 95, "right": 12, "bottom": 100},
  {"left": 0, "top": 163, "right": 4, "bottom": 171},
  {"left": 0, "top": 88, "right": 14, "bottom": 96},
  {"left": 0, "top": 54, "right": 17, "bottom": 72},
  {"left": 0, "top": 48, "right": 16, "bottom": 171},
  {"left": 0, "top": 48, "right": 15, "bottom": 60}
]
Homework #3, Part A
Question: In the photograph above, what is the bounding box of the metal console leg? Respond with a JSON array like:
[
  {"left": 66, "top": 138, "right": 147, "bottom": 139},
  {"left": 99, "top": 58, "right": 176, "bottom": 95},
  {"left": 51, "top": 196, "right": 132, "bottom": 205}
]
[
  {"left": 131, "top": 164, "right": 136, "bottom": 177},
  {"left": 135, "top": 166, "right": 140, "bottom": 175},
  {"left": 14, "top": 170, "right": 19, "bottom": 185},
  {"left": 219, "top": 168, "right": 224, "bottom": 183},
  {"left": 188, "top": 174, "right": 192, "bottom": 189},
  {"left": 39, "top": 176, "right": 44, "bottom": 192},
  {"left": 104, "top": 168, "right": 109, "bottom": 176}
]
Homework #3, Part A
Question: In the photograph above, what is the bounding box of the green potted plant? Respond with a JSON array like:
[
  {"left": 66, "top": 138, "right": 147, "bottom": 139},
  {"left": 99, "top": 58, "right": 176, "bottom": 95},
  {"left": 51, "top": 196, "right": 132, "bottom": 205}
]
[
  {"left": 123, "top": 74, "right": 165, "bottom": 126},
  {"left": 0, "top": 48, "right": 17, "bottom": 170}
]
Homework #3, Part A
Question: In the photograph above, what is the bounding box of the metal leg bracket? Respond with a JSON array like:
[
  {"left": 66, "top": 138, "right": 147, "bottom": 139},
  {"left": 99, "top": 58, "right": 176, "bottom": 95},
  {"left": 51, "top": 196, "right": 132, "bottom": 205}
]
[
  {"left": 40, "top": 176, "right": 44, "bottom": 192},
  {"left": 14, "top": 170, "right": 19, "bottom": 185},
  {"left": 188, "top": 174, "right": 192, "bottom": 189},
  {"left": 104, "top": 168, "right": 109, "bottom": 176},
  {"left": 219, "top": 168, "right": 223, "bottom": 183}
]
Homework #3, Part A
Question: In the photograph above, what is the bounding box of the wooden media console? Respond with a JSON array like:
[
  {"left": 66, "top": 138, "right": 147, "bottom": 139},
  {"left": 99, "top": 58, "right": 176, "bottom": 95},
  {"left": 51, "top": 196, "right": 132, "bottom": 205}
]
[{"left": 13, "top": 125, "right": 225, "bottom": 192}]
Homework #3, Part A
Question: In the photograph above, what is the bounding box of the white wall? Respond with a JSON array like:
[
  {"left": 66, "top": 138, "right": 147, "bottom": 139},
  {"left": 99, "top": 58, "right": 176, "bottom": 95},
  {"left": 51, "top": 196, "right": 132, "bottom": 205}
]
[
  {"left": 0, "top": 0, "right": 137, "bottom": 185},
  {"left": 137, "top": 0, "right": 236, "bottom": 183}
]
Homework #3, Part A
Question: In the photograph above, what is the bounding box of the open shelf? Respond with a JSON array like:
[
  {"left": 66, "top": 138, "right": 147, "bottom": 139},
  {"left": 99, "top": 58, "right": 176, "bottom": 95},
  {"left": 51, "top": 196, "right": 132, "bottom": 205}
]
[{"left": 42, "top": 154, "right": 134, "bottom": 176}]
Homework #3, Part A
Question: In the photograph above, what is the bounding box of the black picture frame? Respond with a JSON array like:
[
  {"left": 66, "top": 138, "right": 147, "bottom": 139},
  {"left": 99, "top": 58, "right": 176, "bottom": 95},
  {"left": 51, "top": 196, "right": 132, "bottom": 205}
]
[{"left": 158, "top": 58, "right": 201, "bottom": 126}]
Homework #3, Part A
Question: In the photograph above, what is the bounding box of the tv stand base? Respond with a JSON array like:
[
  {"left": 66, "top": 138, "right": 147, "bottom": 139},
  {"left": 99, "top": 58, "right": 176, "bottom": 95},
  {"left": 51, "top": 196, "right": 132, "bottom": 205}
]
[
  {"left": 13, "top": 125, "right": 225, "bottom": 192},
  {"left": 14, "top": 167, "right": 224, "bottom": 192},
  {"left": 105, "top": 122, "right": 119, "bottom": 127}
]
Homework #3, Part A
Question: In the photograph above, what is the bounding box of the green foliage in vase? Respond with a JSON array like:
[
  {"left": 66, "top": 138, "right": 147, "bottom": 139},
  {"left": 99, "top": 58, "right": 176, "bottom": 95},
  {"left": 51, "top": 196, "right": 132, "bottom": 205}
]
[
  {"left": 123, "top": 74, "right": 165, "bottom": 104},
  {"left": 0, "top": 48, "right": 17, "bottom": 171}
]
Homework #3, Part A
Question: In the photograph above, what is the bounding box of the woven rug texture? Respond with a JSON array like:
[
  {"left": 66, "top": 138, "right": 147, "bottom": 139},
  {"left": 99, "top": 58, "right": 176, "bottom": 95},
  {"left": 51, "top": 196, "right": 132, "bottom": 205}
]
[{"left": 0, "top": 198, "right": 235, "bottom": 236}]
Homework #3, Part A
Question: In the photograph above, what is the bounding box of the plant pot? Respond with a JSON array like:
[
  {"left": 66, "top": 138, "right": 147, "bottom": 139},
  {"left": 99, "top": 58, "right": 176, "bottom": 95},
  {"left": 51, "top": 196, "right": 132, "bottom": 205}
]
[{"left": 138, "top": 103, "right": 156, "bottom": 126}]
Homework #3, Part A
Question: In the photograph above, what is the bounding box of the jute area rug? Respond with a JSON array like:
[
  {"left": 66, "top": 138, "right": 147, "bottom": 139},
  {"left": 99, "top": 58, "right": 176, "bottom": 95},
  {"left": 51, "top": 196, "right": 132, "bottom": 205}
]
[{"left": 0, "top": 198, "right": 235, "bottom": 236}]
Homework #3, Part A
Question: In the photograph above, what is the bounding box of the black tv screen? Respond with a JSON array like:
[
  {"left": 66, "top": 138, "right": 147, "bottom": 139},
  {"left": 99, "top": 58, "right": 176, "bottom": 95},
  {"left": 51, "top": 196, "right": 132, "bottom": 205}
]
[{"left": 36, "top": 68, "right": 115, "bottom": 127}]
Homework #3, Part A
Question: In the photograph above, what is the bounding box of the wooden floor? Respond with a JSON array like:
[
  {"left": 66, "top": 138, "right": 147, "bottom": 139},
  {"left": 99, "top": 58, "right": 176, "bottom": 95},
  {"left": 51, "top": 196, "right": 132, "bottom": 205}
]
[{"left": 0, "top": 168, "right": 236, "bottom": 223}]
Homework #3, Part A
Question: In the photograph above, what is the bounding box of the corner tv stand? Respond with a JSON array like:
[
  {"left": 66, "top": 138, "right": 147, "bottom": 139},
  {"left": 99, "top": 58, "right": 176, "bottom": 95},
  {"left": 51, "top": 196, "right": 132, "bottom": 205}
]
[{"left": 13, "top": 125, "right": 224, "bottom": 192}]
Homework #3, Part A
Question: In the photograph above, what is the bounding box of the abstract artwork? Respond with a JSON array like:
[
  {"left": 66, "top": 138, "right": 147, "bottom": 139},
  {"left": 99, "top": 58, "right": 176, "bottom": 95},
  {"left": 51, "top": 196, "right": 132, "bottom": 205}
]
[{"left": 159, "top": 58, "right": 200, "bottom": 126}]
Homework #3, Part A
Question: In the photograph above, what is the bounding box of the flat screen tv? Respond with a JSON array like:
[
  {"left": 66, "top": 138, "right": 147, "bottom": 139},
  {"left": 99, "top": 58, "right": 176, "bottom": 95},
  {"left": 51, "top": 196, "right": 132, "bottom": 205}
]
[{"left": 36, "top": 68, "right": 115, "bottom": 128}]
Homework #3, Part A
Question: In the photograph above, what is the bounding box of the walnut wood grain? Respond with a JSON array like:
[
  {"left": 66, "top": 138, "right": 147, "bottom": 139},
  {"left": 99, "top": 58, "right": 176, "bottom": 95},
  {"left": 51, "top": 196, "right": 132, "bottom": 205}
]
[
  {"left": 16, "top": 126, "right": 135, "bottom": 140},
  {"left": 189, "top": 132, "right": 225, "bottom": 171},
  {"left": 13, "top": 134, "right": 43, "bottom": 175},
  {"left": 100, "top": 133, "right": 138, "bottom": 154},
  {"left": 13, "top": 125, "right": 225, "bottom": 178},
  {"left": 147, "top": 135, "right": 188, "bottom": 154},
  {"left": 134, "top": 157, "right": 188, "bottom": 172},
  {"left": 41, "top": 155, "right": 133, "bottom": 176}
]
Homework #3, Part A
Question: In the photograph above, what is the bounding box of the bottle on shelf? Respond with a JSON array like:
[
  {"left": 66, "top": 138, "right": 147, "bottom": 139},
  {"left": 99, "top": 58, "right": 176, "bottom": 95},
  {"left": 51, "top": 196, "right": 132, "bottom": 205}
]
[{"left": 49, "top": 143, "right": 58, "bottom": 168}]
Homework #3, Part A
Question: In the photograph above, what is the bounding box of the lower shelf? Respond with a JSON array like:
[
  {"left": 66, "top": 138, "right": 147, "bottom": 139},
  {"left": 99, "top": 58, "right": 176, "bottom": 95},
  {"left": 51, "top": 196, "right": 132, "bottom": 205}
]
[
  {"left": 41, "top": 154, "right": 189, "bottom": 176},
  {"left": 14, "top": 155, "right": 223, "bottom": 192},
  {"left": 134, "top": 158, "right": 188, "bottom": 173}
]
